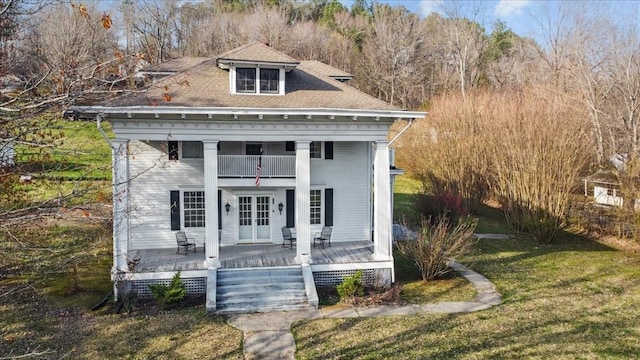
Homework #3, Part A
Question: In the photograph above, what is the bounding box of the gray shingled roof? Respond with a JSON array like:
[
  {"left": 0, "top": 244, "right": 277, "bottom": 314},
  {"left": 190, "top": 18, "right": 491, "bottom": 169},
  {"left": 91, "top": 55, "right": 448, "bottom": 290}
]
[
  {"left": 143, "top": 57, "right": 209, "bottom": 73},
  {"left": 217, "top": 42, "right": 299, "bottom": 65},
  {"left": 105, "top": 44, "right": 400, "bottom": 111},
  {"left": 298, "top": 60, "right": 352, "bottom": 79}
]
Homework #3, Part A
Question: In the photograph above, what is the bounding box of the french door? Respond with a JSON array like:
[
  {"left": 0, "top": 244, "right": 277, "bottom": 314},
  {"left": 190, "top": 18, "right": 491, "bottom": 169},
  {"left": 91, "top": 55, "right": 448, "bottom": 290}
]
[{"left": 238, "top": 195, "right": 271, "bottom": 244}]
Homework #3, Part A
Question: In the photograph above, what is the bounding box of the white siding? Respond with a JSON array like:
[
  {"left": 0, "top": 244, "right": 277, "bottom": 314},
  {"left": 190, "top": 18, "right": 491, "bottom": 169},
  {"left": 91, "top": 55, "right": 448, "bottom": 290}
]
[
  {"left": 128, "top": 140, "right": 372, "bottom": 249},
  {"left": 129, "top": 141, "right": 204, "bottom": 249},
  {"left": 311, "top": 142, "right": 371, "bottom": 242},
  {"left": 593, "top": 185, "right": 623, "bottom": 207}
]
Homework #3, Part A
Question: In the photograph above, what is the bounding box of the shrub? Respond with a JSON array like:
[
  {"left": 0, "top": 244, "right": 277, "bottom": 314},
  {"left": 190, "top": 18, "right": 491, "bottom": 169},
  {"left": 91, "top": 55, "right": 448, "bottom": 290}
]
[
  {"left": 396, "top": 216, "right": 477, "bottom": 281},
  {"left": 148, "top": 271, "right": 186, "bottom": 308},
  {"left": 337, "top": 270, "right": 364, "bottom": 300},
  {"left": 415, "top": 192, "right": 467, "bottom": 225}
]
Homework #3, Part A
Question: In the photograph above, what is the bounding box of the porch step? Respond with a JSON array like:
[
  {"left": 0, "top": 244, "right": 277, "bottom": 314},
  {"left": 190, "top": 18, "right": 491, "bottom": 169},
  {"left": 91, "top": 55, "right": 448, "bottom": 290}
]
[{"left": 215, "top": 266, "right": 312, "bottom": 314}]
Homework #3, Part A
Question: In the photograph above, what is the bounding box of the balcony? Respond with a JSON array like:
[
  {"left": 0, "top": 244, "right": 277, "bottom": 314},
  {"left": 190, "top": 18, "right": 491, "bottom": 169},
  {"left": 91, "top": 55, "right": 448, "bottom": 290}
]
[{"left": 218, "top": 155, "right": 295, "bottom": 177}]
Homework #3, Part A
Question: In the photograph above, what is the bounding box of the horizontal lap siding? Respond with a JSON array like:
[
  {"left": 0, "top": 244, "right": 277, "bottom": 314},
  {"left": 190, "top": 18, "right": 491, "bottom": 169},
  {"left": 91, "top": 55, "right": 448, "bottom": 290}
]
[
  {"left": 311, "top": 142, "right": 370, "bottom": 242},
  {"left": 129, "top": 141, "right": 204, "bottom": 249}
]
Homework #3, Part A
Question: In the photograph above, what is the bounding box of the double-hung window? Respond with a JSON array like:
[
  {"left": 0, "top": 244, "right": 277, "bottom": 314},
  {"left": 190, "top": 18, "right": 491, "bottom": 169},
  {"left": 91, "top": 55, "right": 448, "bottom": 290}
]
[
  {"left": 310, "top": 141, "right": 321, "bottom": 158},
  {"left": 183, "top": 191, "right": 205, "bottom": 228},
  {"left": 310, "top": 189, "right": 322, "bottom": 225}
]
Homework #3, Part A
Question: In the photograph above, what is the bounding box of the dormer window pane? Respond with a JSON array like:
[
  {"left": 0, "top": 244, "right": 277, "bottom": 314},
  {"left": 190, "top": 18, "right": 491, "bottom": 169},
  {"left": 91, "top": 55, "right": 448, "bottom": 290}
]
[
  {"left": 236, "top": 68, "right": 256, "bottom": 93},
  {"left": 260, "top": 69, "right": 279, "bottom": 93}
]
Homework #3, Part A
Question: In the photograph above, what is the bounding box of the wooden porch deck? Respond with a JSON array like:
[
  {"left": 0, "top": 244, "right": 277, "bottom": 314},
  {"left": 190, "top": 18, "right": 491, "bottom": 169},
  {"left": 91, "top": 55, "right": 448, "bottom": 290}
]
[{"left": 130, "top": 241, "right": 374, "bottom": 272}]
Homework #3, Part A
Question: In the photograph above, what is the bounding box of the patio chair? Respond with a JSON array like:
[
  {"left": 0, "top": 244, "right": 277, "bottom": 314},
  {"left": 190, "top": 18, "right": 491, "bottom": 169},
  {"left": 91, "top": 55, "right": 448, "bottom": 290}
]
[
  {"left": 313, "top": 226, "right": 332, "bottom": 249},
  {"left": 175, "top": 231, "right": 196, "bottom": 255},
  {"left": 281, "top": 227, "right": 296, "bottom": 249}
]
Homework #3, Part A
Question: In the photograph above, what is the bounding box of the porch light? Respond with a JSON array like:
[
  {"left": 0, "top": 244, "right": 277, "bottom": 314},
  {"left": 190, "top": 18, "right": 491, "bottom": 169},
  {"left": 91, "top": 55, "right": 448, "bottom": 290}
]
[
  {"left": 278, "top": 202, "right": 284, "bottom": 214},
  {"left": 225, "top": 202, "right": 231, "bottom": 214}
]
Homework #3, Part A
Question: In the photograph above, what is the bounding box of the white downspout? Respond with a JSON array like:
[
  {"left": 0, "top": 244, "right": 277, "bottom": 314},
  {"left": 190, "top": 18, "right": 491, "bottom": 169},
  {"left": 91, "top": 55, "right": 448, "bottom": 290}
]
[
  {"left": 387, "top": 118, "right": 414, "bottom": 284},
  {"left": 97, "top": 114, "right": 113, "bottom": 148},
  {"left": 388, "top": 118, "right": 414, "bottom": 146}
]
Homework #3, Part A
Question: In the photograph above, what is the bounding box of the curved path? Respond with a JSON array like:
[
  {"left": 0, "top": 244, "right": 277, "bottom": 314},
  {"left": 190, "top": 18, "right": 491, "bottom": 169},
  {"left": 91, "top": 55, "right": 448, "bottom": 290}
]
[{"left": 227, "top": 259, "right": 502, "bottom": 360}]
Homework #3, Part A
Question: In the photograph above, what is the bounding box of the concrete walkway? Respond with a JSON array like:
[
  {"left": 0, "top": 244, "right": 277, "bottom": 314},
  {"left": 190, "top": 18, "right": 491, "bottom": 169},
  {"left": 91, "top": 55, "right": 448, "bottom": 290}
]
[{"left": 227, "top": 260, "right": 502, "bottom": 360}]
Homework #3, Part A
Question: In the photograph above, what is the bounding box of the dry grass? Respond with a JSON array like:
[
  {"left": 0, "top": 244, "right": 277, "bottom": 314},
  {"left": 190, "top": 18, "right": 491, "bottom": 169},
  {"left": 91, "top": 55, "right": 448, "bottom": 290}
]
[{"left": 0, "top": 221, "right": 243, "bottom": 359}]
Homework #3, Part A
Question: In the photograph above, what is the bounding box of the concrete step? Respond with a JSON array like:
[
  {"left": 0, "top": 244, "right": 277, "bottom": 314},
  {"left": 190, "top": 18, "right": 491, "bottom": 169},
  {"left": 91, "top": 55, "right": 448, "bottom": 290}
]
[
  {"left": 217, "top": 274, "right": 303, "bottom": 286},
  {"left": 215, "top": 266, "right": 309, "bottom": 314},
  {"left": 218, "top": 283, "right": 304, "bottom": 296},
  {"left": 216, "top": 302, "right": 315, "bottom": 315}
]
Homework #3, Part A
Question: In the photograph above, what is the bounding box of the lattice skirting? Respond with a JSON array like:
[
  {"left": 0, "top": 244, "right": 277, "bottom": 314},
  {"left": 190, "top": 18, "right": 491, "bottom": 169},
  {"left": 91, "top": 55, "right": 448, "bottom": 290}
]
[
  {"left": 131, "top": 277, "right": 207, "bottom": 298},
  {"left": 313, "top": 269, "right": 380, "bottom": 286}
]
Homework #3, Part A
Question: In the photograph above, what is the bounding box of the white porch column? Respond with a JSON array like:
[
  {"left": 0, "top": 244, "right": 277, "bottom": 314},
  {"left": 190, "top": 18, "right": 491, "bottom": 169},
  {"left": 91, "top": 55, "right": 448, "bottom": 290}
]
[
  {"left": 112, "top": 139, "right": 130, "bottom": 272},
  {"left": 295, "top": 141, "right": 311, "bottom": 264},
  {"left": 203, "top": 141, "right": 220, "bottom": 268},
  {"left": 373, "top": 141, "right": 392, "bottom": 260}
]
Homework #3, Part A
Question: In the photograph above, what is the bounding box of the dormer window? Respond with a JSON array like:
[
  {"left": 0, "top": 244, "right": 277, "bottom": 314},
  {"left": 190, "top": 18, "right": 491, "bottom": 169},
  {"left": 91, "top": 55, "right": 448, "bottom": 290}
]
[
  {"left": 260, "top": 69, "right": 279, "bottom": 93},
  {"left": 236, "top": 68, "right": 256, "bottom": 93},
  {"left": 231, "top": 66, "right": 283, "bottom": 95},
  {"left": 217, "top": 42, "right": 300, "bottom": 96}
]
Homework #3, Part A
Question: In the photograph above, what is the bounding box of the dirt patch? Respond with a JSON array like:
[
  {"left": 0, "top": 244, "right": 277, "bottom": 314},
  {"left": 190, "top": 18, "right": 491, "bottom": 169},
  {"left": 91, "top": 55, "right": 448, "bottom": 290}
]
[
  {"left": 595, "top": 234, "right": 640, "bottom": 254},
  {"left": 42, "top": 203, "right": 112, "bottom": 227}
]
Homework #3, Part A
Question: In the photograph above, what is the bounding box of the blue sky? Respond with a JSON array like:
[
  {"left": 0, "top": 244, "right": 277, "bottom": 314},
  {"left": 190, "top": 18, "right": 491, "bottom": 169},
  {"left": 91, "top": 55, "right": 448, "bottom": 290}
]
[{"left": 343, "top": 0, "right": 640, "bottom": 40}]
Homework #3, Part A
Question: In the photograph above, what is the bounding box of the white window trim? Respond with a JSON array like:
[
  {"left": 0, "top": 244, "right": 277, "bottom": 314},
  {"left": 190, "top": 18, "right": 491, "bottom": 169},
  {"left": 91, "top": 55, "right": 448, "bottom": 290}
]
[
  {"left": 310, "top": 141, "right": 324, "bottom": 159},
  {"left": 181, "top": 189, "right": 205, "bottom": 228},
  {"left": 230, "top": 66, "right": 285, "bottom": 95},
  {"left": 310, "top": 188, "right": 323, "bottom": 225}
]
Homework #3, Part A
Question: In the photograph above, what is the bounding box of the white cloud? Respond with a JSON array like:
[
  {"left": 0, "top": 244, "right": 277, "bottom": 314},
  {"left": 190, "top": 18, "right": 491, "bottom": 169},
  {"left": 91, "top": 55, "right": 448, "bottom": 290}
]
[
  {"left": 495, "top": 0, "right": 531, "bottom": 19},
  {"left": 419, "top": 0, "right": 444, "bottom": 17}
]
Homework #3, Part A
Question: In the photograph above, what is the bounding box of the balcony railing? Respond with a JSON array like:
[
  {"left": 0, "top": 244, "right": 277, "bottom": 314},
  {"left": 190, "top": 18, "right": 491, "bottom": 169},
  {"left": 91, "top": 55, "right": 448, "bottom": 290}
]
[{"left": 218, "top": 155, "right": 295, "bottom": 177}]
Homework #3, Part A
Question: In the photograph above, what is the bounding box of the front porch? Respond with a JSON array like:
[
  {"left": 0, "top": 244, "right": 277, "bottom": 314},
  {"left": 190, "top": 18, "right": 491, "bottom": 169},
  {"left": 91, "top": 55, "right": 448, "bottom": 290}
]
[{"left": 129, "top": 240, "right": 376, "bottom": 272}]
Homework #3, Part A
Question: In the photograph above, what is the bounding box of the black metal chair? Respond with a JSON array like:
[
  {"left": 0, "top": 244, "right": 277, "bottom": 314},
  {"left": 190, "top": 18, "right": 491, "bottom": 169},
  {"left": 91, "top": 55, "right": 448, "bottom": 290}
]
[
  {"left": 281, "top": 227, "right": 296, "bottom": 249},
  {"left": 175, "top": 231, "right": 196, "bottom": 255},
  {"left": 313, "top": 226, "right": 332, "bottom": 249}
]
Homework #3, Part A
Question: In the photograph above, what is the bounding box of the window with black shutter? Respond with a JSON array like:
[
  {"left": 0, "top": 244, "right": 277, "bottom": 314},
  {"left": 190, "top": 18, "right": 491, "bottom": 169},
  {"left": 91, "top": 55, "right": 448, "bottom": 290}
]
[
  {"left": 325, "top": 188, "right": 333, "bottom": 226},
  {"left": 170, "top": 190, "right": 180, "bottom": 230},
  {"left": 286, "top": 189, "right": 295, "bottom": 228}
]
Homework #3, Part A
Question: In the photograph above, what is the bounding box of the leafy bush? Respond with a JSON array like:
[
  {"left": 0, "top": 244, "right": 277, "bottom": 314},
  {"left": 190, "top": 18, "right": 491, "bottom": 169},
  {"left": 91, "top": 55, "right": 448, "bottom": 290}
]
[
  {"left": 337, "top": 270, "right": 364, "bottom": 300},
  {"left": 148, "top": 271, "right": 186, "bottom": 308},
  {"left": 396, "top": 216, "right": 477, "bottom": 281}
]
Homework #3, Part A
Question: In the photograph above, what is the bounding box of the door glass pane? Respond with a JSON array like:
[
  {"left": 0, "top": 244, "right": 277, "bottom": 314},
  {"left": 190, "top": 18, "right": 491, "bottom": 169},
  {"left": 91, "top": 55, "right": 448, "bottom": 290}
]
[
  {"left": 238, "top": 196, "right": 252, "bottom": 240},
  {"left": 256, "top": 196, "right": 270, "bottom": 239}
]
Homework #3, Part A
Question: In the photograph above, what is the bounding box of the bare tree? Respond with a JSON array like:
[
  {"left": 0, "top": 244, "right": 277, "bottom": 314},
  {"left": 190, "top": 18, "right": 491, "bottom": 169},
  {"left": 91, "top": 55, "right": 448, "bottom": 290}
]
[
  {"left": 127, "top": 0, "right": 180, "bottom": 63},
  {"left": 359, "top": 4, "right": 428, "bottom": 108}
]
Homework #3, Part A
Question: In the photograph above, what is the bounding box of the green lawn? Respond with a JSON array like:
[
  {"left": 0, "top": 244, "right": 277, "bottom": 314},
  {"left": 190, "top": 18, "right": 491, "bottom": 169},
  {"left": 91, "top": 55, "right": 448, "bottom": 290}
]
[{"left": 293, "top": 235, "right": 640, "bottom": 359}]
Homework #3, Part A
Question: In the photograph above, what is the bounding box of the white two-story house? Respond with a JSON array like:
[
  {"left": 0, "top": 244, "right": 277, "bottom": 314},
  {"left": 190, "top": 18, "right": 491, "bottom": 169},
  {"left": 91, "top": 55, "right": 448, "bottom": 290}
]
[{"left": 77, "top": 42, "right": 425, "bottom": 313}]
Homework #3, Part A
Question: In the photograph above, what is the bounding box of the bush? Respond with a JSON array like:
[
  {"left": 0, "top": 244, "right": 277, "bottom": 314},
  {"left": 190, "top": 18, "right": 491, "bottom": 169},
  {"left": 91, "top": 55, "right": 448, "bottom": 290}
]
[
  {"left": 148, "top": 271, "right": 186, "bottom": 308},
  {"left": 396, "top": 216, "right": 477, "bottom": 281},
  {"left": 337, "top": 270, "right": 364, "bottom": 300}
]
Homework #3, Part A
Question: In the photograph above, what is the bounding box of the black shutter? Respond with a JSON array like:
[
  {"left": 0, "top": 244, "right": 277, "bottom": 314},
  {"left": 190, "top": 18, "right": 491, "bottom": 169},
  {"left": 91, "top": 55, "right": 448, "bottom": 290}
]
[
  {"left": 170, "top": 190, "right": 180, "bottom": 230},
  {"left": 325, "top": 188, "right": 333, "bottom": 226},
  {"left": 218, "top": 189, "right": 222, "bottom": 230},
  {"left": 325, "top": 142, "right": 333, "bottom": 159},
  {"left": 285, "top": 141, "right": 295, "bottom": 152},
  {"left": 168, "top": 141, "right": 179, "bottom": 160},
  {"left": 286, "top": 189, "right": 295, "bottom": 228}
]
